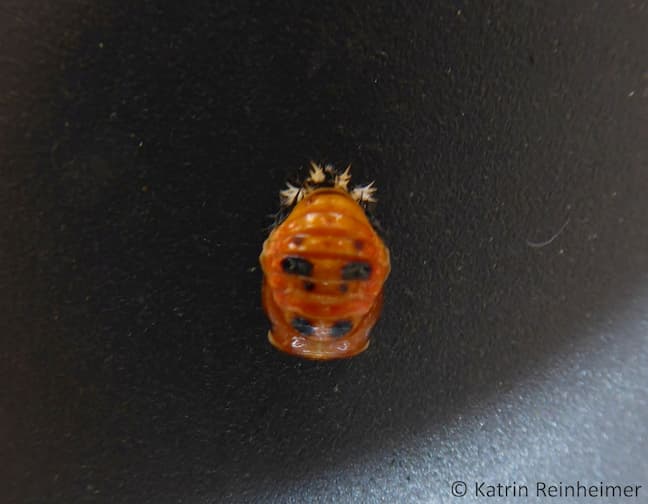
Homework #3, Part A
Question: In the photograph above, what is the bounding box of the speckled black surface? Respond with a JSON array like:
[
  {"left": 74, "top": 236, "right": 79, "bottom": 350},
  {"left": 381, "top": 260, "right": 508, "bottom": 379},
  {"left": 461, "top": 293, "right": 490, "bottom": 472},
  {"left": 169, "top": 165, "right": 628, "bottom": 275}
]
[{"left": 3, "top": 2, "right": 648, "bottom": 503}]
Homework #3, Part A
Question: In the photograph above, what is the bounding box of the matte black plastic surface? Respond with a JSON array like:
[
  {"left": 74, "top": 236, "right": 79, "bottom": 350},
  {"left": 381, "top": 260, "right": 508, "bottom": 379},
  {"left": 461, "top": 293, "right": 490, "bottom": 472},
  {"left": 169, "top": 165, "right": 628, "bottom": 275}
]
[{"left": 2, "top": 2, "right": 648, "bottom": 503}]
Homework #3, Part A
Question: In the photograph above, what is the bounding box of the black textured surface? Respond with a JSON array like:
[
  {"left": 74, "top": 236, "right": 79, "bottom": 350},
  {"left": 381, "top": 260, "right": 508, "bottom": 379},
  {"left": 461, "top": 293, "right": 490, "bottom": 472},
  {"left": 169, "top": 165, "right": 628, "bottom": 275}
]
[{"left": 2, "top": 2, "right": 648, "bottom": 503}]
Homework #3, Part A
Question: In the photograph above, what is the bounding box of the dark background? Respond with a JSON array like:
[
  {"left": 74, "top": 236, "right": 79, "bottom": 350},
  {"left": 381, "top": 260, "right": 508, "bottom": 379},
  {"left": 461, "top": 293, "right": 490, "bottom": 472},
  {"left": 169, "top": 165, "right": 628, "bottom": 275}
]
[{"left": 2, "top": 1, "right": 648, "bottom": 503}]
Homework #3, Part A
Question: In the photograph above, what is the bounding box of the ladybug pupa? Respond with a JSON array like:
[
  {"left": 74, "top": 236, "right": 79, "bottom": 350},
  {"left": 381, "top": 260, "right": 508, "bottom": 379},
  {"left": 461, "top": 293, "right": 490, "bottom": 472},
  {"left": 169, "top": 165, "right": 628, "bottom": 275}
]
[{"left": 259, "top": 162, "right": 390, "bottom": 360}]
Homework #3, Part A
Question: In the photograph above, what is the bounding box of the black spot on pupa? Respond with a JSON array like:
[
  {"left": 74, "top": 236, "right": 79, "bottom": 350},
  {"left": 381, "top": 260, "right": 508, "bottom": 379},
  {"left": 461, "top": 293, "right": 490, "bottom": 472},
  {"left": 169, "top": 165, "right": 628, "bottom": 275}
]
[
  {"left": 292, "top": 317, "right": 314, "bottom": 335},
  {"left": 339, "top": 283, "right": 349, "bottom": 293},
  {"left": 353, "top": 240, "right": 364, "bottom": 251},
  {"left": 341, "top": 261, "right": 371, "bottom": 280},
  {"left": 291, "top": 236, "right": 304, "bottom": 246},
  {"left": 331, "top": 320, "right": 352, "bottom": 337},
  {"left": 281, "top": 256, "right": 313, "bottom": 276},
  {"left": 303, "top": 280, "right": 315, "bottom": 292}
]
